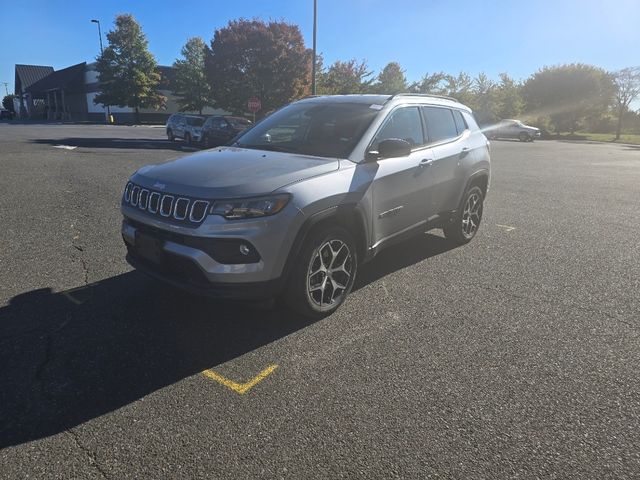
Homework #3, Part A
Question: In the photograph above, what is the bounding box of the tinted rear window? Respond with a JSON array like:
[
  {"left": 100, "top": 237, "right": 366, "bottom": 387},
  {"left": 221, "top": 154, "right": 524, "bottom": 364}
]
[
  {"left": 453, "top": 110, "right": 468, "bottom": 134},
  {"left": 422, "top": 107, "right": 458, "bottom": 143}
]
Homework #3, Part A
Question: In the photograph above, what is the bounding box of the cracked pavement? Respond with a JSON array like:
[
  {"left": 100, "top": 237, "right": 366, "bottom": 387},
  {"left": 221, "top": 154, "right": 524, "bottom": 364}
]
[{"left": 0, "top": 124, "right": 639, "bottom": 479}]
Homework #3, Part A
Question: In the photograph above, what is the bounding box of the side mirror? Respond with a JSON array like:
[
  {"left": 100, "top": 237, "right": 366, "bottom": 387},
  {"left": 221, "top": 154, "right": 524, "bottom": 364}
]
[{"left": 375, "top": 138, "right": 412, "bottom": 159}]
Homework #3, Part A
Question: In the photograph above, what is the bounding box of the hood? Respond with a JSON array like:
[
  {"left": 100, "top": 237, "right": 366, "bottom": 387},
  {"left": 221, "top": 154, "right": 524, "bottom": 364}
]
[{"left": 131, "top": 147, "right": 339, "bottom": 198}]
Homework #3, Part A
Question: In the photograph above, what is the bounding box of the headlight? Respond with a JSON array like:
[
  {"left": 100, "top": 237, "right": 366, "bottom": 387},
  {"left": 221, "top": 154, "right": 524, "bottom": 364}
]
[{"left": 210, "top": 194, "right": 290, "bottom": 220}]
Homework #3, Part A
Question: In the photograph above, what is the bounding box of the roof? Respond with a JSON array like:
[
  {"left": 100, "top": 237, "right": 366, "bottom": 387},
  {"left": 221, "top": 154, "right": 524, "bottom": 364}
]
[
  {"left": 14, "top": 64, "right": 54, "bottom": 93},
  {"left": 300, "top": 94, "right": 391, "bottom": 105},
  {"left": 298, "top": 93, "right": 470, "bottom": 111},
  {"left": 26, "top": 63, "right": 86, "bottom": 94}
]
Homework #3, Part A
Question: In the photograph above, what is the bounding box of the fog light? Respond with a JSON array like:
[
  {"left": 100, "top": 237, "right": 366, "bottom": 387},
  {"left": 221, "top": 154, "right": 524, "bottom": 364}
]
[{"left": 239, "top": 244, "right": 250, "bottom": 256}]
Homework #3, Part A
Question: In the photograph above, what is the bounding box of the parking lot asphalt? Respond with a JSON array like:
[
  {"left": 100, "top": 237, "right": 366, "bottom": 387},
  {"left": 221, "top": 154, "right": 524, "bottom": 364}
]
[{"left": 1, "top": 123, "right": 639, "bottom": 479}]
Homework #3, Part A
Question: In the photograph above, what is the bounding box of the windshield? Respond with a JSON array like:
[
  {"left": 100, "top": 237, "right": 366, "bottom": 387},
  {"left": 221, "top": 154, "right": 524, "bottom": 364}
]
[{"left": 235, "top": 102, "right": 380, "bottom": 158}]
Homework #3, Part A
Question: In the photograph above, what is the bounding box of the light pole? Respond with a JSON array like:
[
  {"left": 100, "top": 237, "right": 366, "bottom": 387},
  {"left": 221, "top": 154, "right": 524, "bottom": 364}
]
[
  {"left": 91, "top": 19, "right": 111, "bottom": 122},
  {"left": 2, "top": 82, "right": 8, "bottom": 96},
  {"left": 312, "top": 0, "right": 317, "bottom": 95}
]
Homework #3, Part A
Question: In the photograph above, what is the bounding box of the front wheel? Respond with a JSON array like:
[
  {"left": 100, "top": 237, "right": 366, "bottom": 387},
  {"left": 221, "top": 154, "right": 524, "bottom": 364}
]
[
  {"left": 519, "top": 132, "right": 530, "bottom": 142},
  {"left": 285, "top": 226, "right": 358, "bottom": 318},
  {"left": 444, "top": 186, "right": 484, "bottom": 245}
]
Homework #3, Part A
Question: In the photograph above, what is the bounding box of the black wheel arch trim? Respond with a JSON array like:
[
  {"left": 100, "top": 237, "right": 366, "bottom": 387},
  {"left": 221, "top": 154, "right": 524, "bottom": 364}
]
[{"left": 279, "top": 204, "right": 369, "bottom": 288}]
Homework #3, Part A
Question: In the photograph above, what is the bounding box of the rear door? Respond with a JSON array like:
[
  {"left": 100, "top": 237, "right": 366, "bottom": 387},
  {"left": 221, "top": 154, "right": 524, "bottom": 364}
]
[
  {"left": 369, "top": 106, "right": 436, "bottom": 246},
  {"left": 421, "top": 106, "right": 467, "bottom": 214}
]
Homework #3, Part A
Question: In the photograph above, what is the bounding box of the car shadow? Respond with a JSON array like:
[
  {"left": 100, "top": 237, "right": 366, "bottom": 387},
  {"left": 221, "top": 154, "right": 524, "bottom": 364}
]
[
  {"left": 31, "top": 137, "right": 201, "bottom": 152},
  {"left": 354, "top": 232, "right": 454, "bottom": 291},
  {"left": 0, "top": 232, "right": 453, "bottom": 448}
]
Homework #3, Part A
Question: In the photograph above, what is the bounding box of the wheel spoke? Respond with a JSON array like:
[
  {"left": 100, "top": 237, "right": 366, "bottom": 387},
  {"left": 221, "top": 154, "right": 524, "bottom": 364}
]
[{"left": 306, "top": 238, "right": 353, "bottom": 309}]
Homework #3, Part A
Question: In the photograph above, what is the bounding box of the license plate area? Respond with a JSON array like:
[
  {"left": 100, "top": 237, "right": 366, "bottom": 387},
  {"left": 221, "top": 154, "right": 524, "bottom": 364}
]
[{"left": 135, "top": 231, "right": 164, "bottom": 264}]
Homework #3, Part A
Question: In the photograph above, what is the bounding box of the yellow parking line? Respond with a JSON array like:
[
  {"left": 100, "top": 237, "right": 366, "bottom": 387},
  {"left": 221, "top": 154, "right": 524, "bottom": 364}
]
[{"left": 202, "top": 364, "right": 279, "bottom": 395}]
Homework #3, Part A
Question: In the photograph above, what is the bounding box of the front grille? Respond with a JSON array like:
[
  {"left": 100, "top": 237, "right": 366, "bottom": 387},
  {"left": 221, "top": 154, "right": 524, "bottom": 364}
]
[{"left": 123, "top": 182, "right": 210, "bottom": 227}]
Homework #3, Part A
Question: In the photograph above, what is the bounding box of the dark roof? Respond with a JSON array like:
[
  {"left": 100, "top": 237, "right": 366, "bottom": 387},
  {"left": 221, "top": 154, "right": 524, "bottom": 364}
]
[
  {"left": 26, "top": 63, "right": 86, "bottom": 94},
  {"left": 15, "top": 64, "right": 54, "bottom": 94}
]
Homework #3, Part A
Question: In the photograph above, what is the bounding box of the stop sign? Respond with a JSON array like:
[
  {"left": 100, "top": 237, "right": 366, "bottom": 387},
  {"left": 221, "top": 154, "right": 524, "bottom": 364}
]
[{"left": 247, "top": 97, "right": 261, "bottom": 113}]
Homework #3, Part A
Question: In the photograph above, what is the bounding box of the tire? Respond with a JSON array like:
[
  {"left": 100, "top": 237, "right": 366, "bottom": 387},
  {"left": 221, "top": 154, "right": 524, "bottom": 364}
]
[
  {"left": 443, "top": 186, "right": 484, "bottom": 245},
  {"left": 284, "top": 226, "right": 358, "bottom": 318},
  {"left": 167, "top": 129, "right": 175, "bottom": 141},
  {"left": 519, "top": 132, "right": 530, "bottom": 142},
  {"left": 202, "top": 134, "right": 210, "bottom": 149},
  {"left": 184, "top": 133, "right": 192, "bottom": 145}
]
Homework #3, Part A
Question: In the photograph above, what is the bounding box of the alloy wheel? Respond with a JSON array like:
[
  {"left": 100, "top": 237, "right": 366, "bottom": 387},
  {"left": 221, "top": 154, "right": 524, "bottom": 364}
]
[
  {"left": 461, "top": 192, "right": 482, "bottom": 239},
  {"left": 306, "top": 239, "right": 353, "bottom": 310}
]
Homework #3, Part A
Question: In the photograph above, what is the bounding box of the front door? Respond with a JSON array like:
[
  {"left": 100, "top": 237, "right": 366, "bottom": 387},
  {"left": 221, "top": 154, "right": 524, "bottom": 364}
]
[{"left": 370, "top": 106, "right": 434, "bottom": 247}]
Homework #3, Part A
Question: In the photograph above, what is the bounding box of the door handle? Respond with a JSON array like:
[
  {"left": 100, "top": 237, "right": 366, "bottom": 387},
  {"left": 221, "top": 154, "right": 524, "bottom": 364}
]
[
  {"left": 460, "top": 147, "right": 470, "bottom": 158},
  {"left": 419, "top": 158, "right": 434, "bottom": 167}
]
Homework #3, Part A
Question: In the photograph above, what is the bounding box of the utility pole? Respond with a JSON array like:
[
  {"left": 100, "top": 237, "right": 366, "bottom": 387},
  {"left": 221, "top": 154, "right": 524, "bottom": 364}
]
[
  {"left": 312, "top": 0, "right": 317, "bottom": 95},
  {"left": 91, "top": 19, "right": 111, "bottom": 122},
  {"left": 1, "top": 82, "right": 8, "bottom": 96}
]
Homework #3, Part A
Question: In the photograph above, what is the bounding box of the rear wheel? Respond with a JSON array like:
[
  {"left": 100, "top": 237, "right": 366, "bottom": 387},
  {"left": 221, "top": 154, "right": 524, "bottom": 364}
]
[
  {"left": 444, "top": 186, "right": 484, "bottom": 245},
  {"left": 285, "top": 226, "right": 357, "bottom": 318}
]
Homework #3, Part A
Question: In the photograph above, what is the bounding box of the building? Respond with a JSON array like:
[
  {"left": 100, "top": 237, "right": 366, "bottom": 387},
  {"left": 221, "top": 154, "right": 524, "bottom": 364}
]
[{"left": 14, "top": 62, "right": 222, "bottom": 123}]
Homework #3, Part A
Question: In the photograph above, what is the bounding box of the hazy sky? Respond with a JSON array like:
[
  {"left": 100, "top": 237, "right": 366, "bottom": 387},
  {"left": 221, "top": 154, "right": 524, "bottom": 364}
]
[{"left": 2, "top": 0, "right": 639, "bottom": 95}]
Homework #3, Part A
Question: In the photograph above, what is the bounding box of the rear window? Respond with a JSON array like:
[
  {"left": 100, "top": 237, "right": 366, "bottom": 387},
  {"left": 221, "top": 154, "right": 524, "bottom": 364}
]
[
  {"left": 453, "top": 110, "right": 468, "bottom": 135},
  {"left": 422, "top": 107, "right": 458, "bottom": 143}
]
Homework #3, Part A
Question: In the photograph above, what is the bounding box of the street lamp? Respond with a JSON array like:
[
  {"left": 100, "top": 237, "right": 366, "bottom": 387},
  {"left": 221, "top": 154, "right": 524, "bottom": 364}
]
[
  {"left": 91, "top": 19, "right": 111, "bottom": 122},
  {"left": 311, "top": 0, "right": 317, "bottom": 95}
]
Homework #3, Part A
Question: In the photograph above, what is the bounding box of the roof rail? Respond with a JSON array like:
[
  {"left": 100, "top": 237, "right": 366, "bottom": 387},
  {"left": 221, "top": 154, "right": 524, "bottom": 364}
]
[{"left": 386, "top": 93, "right": 459, "bottom": 103}]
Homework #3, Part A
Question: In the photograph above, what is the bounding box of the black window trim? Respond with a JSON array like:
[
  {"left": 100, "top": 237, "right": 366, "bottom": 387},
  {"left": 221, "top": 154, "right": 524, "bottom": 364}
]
[
  {"left": 365, "top": 103, "right": 429, "bottom": 157},
  {"left": 420, "top": 105, "right": 467, "bottom": 148}
]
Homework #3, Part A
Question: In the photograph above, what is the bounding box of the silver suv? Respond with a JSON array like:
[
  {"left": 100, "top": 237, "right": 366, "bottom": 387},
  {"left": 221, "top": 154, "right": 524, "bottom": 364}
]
[
  {"left": 166, "top": 114, "right": 206, "bottom": 145},
  {"left": 122, "top": 94, "right": 490, "bottom": 317}
]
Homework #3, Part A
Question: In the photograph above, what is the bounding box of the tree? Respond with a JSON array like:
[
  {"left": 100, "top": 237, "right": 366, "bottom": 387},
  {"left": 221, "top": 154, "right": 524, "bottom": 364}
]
[
  {"left": 94, "top": 14, "right": 165, "bottom": 123},
  {"left": 522, "top": 64, "right": 614, "bottom": 134},
  {"left": 471, "top": 73, "right": 498, "bottom": 126},
  {"left": 372, "top": 62, "right": 407, "bottom": 94},
  {"left": 408, "top": 72, "right": 448, "bottom": 95},
  {"left": 318, "top": 59, "right": 373, "bottom": 94},
  {"left": 445, "top": 72, "right": 474, "bottom": 106},
  {"left": 172, "top": 37, "right": 214, "bottom": 114},
  {"left": 612, "top": 67, "right": 640, "bottom": 139},
  {"left": 2, "top": 94, "right": 16, "bottom": 113},
  {"left": 205, "top": 19, "right": 311, "bottom": 115},
  {"left": 494, "top": 73, "right": 524, "bottom": 120}
]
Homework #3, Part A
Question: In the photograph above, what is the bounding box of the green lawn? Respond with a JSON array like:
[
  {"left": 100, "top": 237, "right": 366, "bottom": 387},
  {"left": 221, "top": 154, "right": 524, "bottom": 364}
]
[{"left": 559, "top": 132, "right": 640, "bottom": 145}]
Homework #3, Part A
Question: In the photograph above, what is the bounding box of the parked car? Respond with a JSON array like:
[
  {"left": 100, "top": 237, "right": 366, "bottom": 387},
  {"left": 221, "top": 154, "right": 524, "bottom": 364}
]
[
  {"left": 121, "top": 94, "right": 490, "bottom": 317},
  {"left": 201, "top": 116, "right": 252, "bottom": 148},
  {"left": 166, "top": 114, "right": 206, "bottom": 144},
  {"left": 0, "top": 109, "right": 13, "bottom": 120},
  {"left": 486, "top": 119, "right": 540, "bottom": 142}
]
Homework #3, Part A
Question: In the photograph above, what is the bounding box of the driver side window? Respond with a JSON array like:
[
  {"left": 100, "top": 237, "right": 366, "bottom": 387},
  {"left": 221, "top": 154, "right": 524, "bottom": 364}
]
[{"left": 371, "top": 107, "right": 425, "bottom": 152}]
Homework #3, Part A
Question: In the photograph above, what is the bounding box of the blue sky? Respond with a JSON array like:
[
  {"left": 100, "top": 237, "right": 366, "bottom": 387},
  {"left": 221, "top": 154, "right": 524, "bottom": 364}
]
[{"left": 2, "top": 0, "right": 639, "bottom": 95}]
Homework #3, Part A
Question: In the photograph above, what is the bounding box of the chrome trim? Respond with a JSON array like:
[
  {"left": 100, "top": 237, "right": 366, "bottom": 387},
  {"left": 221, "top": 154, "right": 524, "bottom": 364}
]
[
  {"left": 124, "top": 182, "right": 132, "bottom": 202},
  {"left": 138, "top": 189, "right": 149, "bottom": 210},
  {"left": 131, "top": 186, "right": 140, "bottom": 206},
  {"left": 173, "top": 197, "right": 190, "bottom": 220},
  {"left": 148, "top": 192, "right": 160, "bottom": 214},
  {"left": 189, "top": 200, "right": 210, "bottom": 223},
  {"left": 160, "top": 195, "right": 174, "bottom": 217}
]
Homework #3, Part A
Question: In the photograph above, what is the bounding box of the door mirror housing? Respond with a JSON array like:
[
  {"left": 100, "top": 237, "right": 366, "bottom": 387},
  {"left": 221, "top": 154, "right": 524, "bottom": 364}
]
[{"left": 375, "top": 138, "right": 412, "bottom": 159}]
